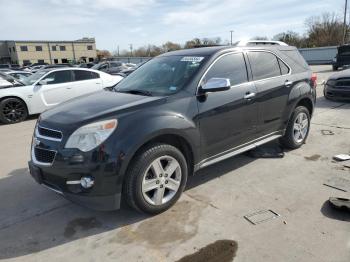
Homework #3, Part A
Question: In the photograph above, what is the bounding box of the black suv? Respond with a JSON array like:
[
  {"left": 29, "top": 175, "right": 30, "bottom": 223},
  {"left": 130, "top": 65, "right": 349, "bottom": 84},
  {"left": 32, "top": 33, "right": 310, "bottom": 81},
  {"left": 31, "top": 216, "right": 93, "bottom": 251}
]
[
  {"left": 332, "top": 45, "right": 350, "bottom": 71},
  {"left": 29, "top": 45, "right": 316, "bottom": 214}
]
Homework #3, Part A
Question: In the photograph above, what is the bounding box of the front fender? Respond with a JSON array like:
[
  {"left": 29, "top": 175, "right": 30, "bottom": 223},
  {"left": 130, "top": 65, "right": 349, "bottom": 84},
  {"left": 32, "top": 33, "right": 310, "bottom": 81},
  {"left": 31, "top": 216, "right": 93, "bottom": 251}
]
[{"left": 113, "top": 112, "right": 200, "bottom": 179}]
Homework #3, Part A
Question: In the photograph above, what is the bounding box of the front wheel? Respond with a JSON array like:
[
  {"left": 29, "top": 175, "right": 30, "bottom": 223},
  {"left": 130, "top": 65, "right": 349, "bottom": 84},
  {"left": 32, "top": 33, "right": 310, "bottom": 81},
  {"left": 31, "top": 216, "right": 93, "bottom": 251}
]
[
  {"left": 280, "top": 106, "right": 310, "bottom": 149},
  {"left": 0, "top": 98, "right": 28, "bottom": 124},
  {"left": 124, "top": 143, "right": 188, "bottom": 214}
]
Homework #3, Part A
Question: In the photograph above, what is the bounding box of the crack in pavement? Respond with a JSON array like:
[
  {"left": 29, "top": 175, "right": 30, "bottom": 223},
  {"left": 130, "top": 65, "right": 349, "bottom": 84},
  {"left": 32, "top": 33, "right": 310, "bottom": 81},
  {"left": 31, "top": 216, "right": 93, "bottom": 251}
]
[
  {"left": 311, "top": 123, "right": 350, "bottom": 130},
  {"left": 0, "top": 203, "right": 71, "bottom": 231}
]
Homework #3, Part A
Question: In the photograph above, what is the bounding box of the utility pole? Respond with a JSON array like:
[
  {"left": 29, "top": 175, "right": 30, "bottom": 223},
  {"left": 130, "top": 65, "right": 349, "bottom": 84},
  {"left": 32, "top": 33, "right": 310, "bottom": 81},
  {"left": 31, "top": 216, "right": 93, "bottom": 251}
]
[
  {"left": 343, "top": 0, "right": 348, "bottom": 44},
  {"left": 129, "top": 44, "right": 133, "bottom": 57},
  {"left": 117, "top": 45, "right": 120, "bottom": 57},
  {"left": 230, "top": 30, "right": 234, "bottom": 45}
]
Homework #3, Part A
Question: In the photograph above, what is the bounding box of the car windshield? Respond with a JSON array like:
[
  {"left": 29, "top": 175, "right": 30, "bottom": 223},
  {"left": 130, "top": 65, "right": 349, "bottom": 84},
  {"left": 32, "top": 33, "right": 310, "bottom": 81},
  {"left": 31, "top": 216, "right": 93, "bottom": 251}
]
[
  {"left": 0, "top": 72, "right": 24, "bottom": 86},
  {"left": 115, "top": 55, "right": 206, "bottom": 96},
  {"left": 91, "top": 63, "right": 103, "bottom": 70},
  {"left": 21, "top": 70, "right": 47, "bottom": 85}
]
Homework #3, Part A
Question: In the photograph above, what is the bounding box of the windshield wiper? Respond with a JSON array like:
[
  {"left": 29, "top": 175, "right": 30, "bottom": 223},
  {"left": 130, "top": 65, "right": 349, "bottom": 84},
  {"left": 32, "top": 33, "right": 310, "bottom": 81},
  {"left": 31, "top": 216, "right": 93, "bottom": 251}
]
[{"left": 118, "top": 89, "right": 153, "bottom": 96}]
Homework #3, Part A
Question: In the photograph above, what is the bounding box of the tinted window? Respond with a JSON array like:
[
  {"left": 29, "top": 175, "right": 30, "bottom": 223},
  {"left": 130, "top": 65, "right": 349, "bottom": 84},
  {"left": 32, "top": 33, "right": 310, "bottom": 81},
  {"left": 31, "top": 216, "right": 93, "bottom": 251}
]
[
  {"left": 74, "top": 70, "right": 99, "bottom": 81},
  {"left": 44, "top": 70, "right": 72, "bottom": 84},
  {"left": 20, "top": 46, "right": 28, "bottom": 51},
  {"left": 278, "top": 59, "right": 289, "bottom": 75},
  {"left": 248, "top": 52, "right": 281, "bottom": 80},
  {"left": 282, "top": 50, "right": 309, "bottom": 70},
  {"left": 204, "top": 53, "right": 248, "bottom": 86}
]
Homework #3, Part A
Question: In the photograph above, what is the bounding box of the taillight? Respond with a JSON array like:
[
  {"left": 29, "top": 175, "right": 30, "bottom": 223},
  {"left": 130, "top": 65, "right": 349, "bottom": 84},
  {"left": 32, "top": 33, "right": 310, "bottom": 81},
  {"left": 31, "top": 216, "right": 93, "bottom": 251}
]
[{"left": 311, "top": 73, "right": 317, "bottom": 88}]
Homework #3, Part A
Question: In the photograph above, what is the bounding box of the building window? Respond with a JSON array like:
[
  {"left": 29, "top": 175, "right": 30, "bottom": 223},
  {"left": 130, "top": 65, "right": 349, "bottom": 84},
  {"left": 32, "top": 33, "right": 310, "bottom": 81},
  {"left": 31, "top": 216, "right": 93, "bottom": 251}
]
[
  {"left": 61, "top": 58, "right": 68, "bottom": 63},
  {"left": 54, "top": 59, "right": 59, "bottom": 64},
  {"left": 60, "top": 46, "right": 66, "bottom": 51},
  {"left": 52, "top": 46, "right": 57, "bottom": 51},
  {"left": 8, "top": 48, "right": 11, "bottom": 53},
  {"left": 89, "top": 58, "right": 94, "bottom": 62},
  {"left": 23, "top": 60, "right": 31, "bottom": 65},
  {"left": 38, "top": 59, "right": 45, "bottom": 64},
  {"left": 20, "top": 46, "right": 28, "bottom": 52},
  {"left": 87, "top": 45, "right": 93, "bottom": 50},
  {"left": 35, "top": 46, "right": 43, "bottom": 51},
  {"left": 12, "top": 47, "right": 15, "bottom": 52}
]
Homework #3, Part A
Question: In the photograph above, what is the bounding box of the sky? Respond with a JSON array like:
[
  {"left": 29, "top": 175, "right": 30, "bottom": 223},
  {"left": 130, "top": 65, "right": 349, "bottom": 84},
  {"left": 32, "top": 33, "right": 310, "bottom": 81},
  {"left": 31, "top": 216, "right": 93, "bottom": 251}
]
[{"left": 0, "top": 0, "right": 347, "bottom": 53}]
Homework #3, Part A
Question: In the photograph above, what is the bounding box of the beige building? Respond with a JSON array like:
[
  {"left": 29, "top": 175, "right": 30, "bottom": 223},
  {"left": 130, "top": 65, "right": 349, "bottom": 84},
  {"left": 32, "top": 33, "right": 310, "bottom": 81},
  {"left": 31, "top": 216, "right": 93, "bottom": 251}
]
[{"left": 0, "top": 38, "right": 97, "bottom": 65}]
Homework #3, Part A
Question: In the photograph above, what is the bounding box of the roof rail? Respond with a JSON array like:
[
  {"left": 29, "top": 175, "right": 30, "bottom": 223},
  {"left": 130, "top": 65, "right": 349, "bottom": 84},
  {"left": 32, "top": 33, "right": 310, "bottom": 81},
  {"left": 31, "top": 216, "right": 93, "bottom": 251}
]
[{"left": 234, "top": 40, "right": 288, "bottom": 46}]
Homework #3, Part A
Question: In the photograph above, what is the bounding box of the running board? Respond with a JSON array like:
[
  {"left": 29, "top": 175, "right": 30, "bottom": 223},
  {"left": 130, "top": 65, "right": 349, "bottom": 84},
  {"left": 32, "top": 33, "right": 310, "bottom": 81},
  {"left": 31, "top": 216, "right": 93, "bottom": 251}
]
[{"left": 196, "top": 134, "right": 282, "bottom": 170}]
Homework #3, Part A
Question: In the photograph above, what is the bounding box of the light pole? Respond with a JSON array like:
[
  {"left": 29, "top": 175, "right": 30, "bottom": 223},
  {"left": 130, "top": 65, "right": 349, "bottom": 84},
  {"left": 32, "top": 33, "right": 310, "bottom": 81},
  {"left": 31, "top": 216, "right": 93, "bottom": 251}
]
[
  {"left": 230, "top": 30, "right": 234, "bottom": 45},
  {"left": 343, "top": 0, "right": 348, "bottom": 44}
]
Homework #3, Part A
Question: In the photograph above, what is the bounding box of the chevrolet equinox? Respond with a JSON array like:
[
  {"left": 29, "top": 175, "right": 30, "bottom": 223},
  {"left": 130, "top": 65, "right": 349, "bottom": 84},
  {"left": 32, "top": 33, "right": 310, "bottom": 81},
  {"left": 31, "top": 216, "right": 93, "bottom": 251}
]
[{"left": 29, "top": 45, "right": 316, "bottom": 214}]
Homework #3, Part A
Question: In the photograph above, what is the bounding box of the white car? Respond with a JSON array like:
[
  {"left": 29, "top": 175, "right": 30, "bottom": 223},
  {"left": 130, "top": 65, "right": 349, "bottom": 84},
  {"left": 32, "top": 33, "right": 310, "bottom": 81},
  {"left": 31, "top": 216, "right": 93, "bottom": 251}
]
[
  {"left": 5, "top": 71, "right": 32, "bottom": 81},
  {"left": 0, "top": 68, "right": 123, "bottom": 124}
]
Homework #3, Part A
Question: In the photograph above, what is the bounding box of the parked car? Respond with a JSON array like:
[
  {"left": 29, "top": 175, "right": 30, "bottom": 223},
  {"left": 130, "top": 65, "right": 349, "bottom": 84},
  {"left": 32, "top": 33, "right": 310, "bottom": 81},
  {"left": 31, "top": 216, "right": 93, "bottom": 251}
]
[
  {"left": 5, "top": 71, "right": 32, "bottom": 81},
  {"left": 324, "top": 69, "right": 350, "bottom": 100},
  {"left": 30, "top": 64, "right": 73, "bottom": 73},
  {"left": 0, "top": 72, "right": 24, "bottom": 89},
  {"left": 332, "top": 45, "right": 350, "bottom": 71},
  {"left": 92, "top": 61, "right": 128, "bottom": 74},
  {"left": 28, "top": 45, "right": 316, "bottom": 214},
  {"left": 0, "top": 64, "right": 21, "bottom": 70},
  {"left": 25, "top": 65, "right": 46, "bottom": 73},
  {"left": 78, "top": 63, "right": 95, "bottom": 68},
  {"left": 0, "top": 68, "right": 123, "bottom": 123}
]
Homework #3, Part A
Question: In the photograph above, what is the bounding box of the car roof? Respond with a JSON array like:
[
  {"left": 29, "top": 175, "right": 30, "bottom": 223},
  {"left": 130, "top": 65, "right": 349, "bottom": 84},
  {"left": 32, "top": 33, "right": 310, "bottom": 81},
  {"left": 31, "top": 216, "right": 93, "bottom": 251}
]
[
  {"left": 39, "top": 67, "right": 101, "bottom": 74},
  {"left": 159, "top": 45, "right": 297, "bottom": 57}
]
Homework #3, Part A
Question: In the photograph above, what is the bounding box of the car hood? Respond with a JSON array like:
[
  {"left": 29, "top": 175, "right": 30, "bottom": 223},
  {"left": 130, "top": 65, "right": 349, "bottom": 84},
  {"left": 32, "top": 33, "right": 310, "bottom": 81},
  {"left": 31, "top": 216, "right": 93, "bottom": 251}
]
[
  {"left": 328, "top": 69, "right": 350, "bottom": 80},
  {"left": 40, "top": 90, "right": 165, "bottom": 127}
]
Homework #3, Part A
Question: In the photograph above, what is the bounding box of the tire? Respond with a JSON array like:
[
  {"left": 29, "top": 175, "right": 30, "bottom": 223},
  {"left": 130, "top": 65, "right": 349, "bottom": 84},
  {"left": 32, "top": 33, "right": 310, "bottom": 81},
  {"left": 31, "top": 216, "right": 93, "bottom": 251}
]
[
  {"left": 0, "top": 98, "right": 28, "bottom": 124},
  {"left": 124, "top": 143, "right": 188, "bottom": 214},
  {"left": 280, "top": 106, "right": 310, "bottom": 149},
  {"left": 323, "top": 87, "right": 330, "bottom": 100}
]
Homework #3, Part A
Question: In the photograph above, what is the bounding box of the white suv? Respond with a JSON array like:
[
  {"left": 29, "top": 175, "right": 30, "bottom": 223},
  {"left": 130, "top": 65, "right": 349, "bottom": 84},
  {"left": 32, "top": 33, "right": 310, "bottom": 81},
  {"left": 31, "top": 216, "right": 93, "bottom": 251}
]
[{"left": 0, "top": 68, "right": 123, "bottom": 124}]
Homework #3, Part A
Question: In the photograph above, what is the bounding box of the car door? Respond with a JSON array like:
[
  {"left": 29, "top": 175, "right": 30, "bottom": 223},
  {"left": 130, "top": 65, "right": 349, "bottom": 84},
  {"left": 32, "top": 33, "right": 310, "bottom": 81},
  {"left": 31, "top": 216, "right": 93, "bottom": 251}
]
[
  {"left": 37, "top": 70, "right": 75, "bottom": 107},
  {"left": 247, "top": 51, "right": 291, "bottom": 136},
  {"left": 72, "top": 70, "right": 103, "bottom": 97},
  {"left": 197, "top": 52, "right": 259, "bottom": 159}
]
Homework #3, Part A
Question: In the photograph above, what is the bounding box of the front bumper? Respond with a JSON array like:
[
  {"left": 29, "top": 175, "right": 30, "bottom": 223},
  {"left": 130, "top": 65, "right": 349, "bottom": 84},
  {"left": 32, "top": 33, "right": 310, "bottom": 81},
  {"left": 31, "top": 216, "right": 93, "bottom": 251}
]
[
  {"left": 324, "top": 85, "right": 350, "bottom": 100},
  {"left": 29, "top": 126, "right": 123, "bottom": 211}
]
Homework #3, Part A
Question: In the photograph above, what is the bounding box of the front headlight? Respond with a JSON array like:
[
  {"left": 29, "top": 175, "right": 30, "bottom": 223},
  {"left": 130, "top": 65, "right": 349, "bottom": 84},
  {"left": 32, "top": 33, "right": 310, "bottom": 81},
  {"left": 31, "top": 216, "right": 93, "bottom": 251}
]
[
  {"left": 327, "top": 79, "right": 336, "bottom": 86},
  {"left": 65, "top": 119, "right": 118, "bottom": 152}
]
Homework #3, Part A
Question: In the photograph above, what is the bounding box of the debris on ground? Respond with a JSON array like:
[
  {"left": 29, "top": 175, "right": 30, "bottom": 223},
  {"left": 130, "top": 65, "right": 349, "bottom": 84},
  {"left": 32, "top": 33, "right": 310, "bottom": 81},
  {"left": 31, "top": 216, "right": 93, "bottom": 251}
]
[
  {"left": 176, "top": 240, "right": 238, "bottom": 262},
  {"left": 333, "top": 154, "right": 350, "bottom": 161},
  {"left": 247, "top": 146, "right": 284, "bottom": 158},
  {"left": 324, "top": 177, "right": 350, "bottom": 192},
  {"left": 244, "top": 209, "right": 280, "bottom": 225},
  {"left": 328, "top": 197, "right": 350, "bottom": 211},
  {"left": 321, "top": 130, "right": 335, "bottom": 135}
]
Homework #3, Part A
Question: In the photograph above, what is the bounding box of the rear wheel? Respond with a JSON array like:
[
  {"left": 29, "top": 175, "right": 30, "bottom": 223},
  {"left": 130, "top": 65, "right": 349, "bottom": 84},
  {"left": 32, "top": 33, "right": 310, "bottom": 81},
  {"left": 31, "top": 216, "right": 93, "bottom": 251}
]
[
  {"left": 124, "top": 143, "right": 188, "bottom": 214},
  {"left": 0, "top": 98, "right": 28, "bottom": 124},
  {"left": 280, "top": 106, "right": 310, "bottom": 149}
]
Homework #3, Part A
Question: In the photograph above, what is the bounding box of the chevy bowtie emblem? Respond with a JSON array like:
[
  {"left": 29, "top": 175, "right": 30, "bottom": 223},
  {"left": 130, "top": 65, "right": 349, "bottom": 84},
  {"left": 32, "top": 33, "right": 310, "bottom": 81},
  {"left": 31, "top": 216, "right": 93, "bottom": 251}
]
[{"left": 33, "top": 137, "right": 41, "bottom": 147}]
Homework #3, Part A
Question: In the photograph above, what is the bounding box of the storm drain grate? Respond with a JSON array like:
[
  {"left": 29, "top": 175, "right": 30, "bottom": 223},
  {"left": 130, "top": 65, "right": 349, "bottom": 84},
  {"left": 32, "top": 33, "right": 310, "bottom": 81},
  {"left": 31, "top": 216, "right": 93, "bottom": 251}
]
[
  {"left": 324, "top": 177, "right": 350, "bottom": 192},
  {"left": 244, "top": 209, "right": 280, "bottom": 225}
]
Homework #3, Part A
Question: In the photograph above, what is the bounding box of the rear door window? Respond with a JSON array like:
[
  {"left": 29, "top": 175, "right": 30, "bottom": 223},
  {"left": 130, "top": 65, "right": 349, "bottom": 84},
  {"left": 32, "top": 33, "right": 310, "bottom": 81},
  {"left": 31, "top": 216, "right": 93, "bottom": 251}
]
[
  {"left": 204, "top": 53, "right": 248, "bottom": 86},
  {"left": 74, "top": 70, "right": 99, "bottom": 81},
  {"left": 248, "top": 51, "right": 281, "bottom": 81}
]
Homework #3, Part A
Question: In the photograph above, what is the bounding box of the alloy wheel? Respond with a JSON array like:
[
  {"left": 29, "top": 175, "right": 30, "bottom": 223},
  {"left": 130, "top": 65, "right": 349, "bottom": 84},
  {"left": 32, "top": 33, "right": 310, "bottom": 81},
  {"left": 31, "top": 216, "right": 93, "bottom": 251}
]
[
  {"left": 142, "top": 155, "right": 182, "bottom": 206},
  {"left": 293, "top": 112, "right": 309, "bottom": 143},
  {"left": 2, "top": 100, "right": 26, "bottom": 123}
]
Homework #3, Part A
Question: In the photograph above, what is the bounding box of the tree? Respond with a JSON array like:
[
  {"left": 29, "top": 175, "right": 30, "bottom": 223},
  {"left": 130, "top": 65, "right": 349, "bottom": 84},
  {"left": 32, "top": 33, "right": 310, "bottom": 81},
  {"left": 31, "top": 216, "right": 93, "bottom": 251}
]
[
  {"left": 96, "top": 49, "right": 111, "bottom": 60},
  {"left": 162, "top": 41, "right": 181, "bottom": 52},
  {"left": 273, "top": 31, "right": 307, "bottom": 48},
  {"left": 306, "top": 12, "right": 348, "bottom": 47},
  {"left": 250, "top": 36, "right": 269, "bottom": 40}
]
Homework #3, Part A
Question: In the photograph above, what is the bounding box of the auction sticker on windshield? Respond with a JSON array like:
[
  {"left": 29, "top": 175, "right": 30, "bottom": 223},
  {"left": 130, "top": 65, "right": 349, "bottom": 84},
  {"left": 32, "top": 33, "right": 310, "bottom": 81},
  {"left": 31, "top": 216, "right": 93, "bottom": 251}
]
[{"left": 180, "top": 56, "right": 204, "bottom": 62}]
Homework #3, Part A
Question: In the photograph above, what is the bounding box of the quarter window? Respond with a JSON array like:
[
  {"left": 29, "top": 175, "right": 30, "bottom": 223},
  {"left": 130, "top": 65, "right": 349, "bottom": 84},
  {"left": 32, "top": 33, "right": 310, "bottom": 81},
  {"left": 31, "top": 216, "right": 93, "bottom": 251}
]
[
  {"left": 278, "top": 59, "right": 290, "bottom": 75},
  {"left": 204, "top": 53, "right": 248, "bottom": 86},
  {"left": 74, "top": 70, "right": 99, "bottom": 81},
  {"left": 248, "top": 52, "right": 281, "bottom": 81},
  {"left": 44, "top": 70, "right": 72, "bottom": 84}
]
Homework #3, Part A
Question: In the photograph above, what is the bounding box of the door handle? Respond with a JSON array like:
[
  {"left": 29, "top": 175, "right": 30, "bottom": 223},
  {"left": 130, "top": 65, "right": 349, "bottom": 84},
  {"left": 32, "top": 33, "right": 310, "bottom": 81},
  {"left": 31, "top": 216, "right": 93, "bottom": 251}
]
[
  {"left": 244, "top": 92, "right": 256, "bottom": 99},
  {"left": 285, "top": 80, "right": 293, "bottom": 87}
]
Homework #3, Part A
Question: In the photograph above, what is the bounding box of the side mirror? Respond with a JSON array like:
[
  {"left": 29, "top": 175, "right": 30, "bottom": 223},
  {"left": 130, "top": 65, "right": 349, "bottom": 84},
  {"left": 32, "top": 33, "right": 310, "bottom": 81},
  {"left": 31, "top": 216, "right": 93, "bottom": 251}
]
[
  {"left": 38, "top": 78, "right": 54, "bottom": 85},
  {"left": 201, "top": 78, "right": 231, "bottom": 93}
]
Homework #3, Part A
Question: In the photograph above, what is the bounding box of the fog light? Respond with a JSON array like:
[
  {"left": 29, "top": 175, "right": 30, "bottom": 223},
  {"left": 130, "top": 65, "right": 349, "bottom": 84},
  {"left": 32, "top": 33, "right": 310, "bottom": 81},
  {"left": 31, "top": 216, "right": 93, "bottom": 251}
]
[{"left": 80, "top": 177, "right": 94, "bottom": 189}]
